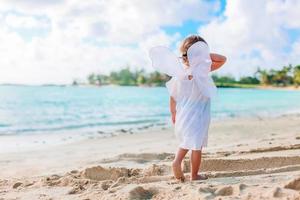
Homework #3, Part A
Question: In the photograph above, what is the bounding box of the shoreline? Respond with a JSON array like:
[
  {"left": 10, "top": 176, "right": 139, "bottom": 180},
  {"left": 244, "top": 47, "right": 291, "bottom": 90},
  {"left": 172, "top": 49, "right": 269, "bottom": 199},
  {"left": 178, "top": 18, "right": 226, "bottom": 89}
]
[
  {"left": 256, "top": 85, "right": 300, "bottom": 91},
  {"left": 1, "top": 83, "right": 300, "bottom": 91},
  {"left": 1, "top": 113, "right": 300, "bottom": 154},
  {"left": 1, "top": 113, "right": 300, "bottom": 155}
]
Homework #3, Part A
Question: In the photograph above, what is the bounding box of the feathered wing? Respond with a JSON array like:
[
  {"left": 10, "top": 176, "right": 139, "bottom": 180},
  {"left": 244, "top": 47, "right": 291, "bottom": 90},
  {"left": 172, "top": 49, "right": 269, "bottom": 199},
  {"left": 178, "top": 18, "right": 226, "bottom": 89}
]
[
  {"left": 187, "top": 41, "right": 211, "bottom": 75},
  {"left": 148, "top": 42, "right": 217, "bottom": 99},
  {"left": 149, "top": 46, "right": 186, "bottom": 79},
  {"left": 149, "top": 46, "right": 186, "bottom": 101},
  {"left": 187, "top": 41, "right": 217, "bottom": 98}
]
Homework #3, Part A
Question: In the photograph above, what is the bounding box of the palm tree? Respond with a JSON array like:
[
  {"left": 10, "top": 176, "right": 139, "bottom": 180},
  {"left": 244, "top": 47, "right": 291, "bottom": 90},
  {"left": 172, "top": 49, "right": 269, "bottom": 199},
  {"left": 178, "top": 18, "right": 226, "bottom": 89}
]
[
  {"left": 88, "top": 73, "right": 97, "bottom": 85},
  {"left": 272, "top": 65, "right": 293, "bottom": 86},
  {"left": 293, "top": 65, "right": 300, "bottom": 87},
  {"left": 256, "top": 68, "right": 270, "bottom": 85}
]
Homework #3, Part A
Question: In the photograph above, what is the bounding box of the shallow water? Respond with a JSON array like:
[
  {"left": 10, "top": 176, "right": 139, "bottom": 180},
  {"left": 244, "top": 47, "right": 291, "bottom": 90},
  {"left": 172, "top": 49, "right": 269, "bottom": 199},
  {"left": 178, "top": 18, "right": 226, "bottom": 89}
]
[{"left": 0, "top": 85, "right": 300, "bottom": 136}]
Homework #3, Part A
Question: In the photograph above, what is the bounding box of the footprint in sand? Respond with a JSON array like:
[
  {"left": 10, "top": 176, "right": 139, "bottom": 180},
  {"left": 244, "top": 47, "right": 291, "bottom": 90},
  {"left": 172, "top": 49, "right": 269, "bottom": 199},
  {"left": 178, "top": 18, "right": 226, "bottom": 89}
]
[
  {"left": 215, "top": 186, "right": 234, "bottom": 196},
  {"left": 12, "top": 182, "right": 22, "bottom": 189},
  {"left": 101, "top": 180, "right": 114, "bottom": 190},
  {"left": 42, "top": 174, "right": 62, "bottom": 186},
  {"left": 199, "top": 185, "right": 234, "bottom": 198},
  {"left": 284, "top": 177, "right": 300, "bottom": 190},
  {"left": 198, "top": 186, "right": 217, "bottom": 194},
  {"left": 68, "top": 184, "right": 86, "bottom": 195},
  {"left": 239, "top": 183, "right": 247, "bottom": 191},
  {"left": 273, "top": 187, "right": 285, "bottom": 198},
  {"left": 128, "top": 186, "right": 157, "bottom": 200}
]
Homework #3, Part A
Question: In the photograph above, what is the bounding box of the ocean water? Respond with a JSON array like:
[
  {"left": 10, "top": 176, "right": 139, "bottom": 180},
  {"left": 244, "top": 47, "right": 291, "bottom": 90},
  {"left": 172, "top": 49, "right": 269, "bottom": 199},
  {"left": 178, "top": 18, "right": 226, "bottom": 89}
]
[{"left": 0, "top": 85, "right": 300, "bottom": 136}]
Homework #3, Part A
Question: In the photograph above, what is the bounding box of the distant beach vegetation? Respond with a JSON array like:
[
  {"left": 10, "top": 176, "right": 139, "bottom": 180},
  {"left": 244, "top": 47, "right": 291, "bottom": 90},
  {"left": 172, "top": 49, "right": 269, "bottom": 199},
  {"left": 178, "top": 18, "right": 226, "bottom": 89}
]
[{"left": 78, "top": 64, "right": 300, "bottom": 88}]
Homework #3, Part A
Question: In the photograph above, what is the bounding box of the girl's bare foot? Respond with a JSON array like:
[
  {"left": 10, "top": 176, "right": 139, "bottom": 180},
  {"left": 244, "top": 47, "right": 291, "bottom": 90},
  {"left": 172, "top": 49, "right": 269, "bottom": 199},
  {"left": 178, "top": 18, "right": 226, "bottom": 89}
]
[
  {"left": 172, "top": 161, "right": 185, "bottom": 182},
  {"left": 190, "top": 174, "right": 208, "bottom": 181}
]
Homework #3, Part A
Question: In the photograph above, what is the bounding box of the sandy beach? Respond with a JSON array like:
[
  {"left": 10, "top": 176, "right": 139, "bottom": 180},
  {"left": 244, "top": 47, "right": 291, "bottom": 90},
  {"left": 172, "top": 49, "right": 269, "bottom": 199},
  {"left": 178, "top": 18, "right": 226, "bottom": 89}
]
[{"left": 1, "top": 114, "right": 300, "bottom": 199}]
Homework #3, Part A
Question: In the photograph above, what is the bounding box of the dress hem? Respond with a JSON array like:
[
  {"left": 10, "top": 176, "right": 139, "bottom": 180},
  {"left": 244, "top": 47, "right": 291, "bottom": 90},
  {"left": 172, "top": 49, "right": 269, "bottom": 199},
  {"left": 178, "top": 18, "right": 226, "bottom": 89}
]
[{"left": 178, "top": 144, "right": 206, "bottom": 151}]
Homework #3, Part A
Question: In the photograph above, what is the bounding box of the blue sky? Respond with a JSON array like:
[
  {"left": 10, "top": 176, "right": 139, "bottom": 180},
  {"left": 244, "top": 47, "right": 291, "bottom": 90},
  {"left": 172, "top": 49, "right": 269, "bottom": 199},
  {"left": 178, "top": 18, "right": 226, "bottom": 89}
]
[
  {"left": 162, "top": 0, "right": 226, "bottom": 36},
  {"left": 0, "top": 0, "right": 299, "bottom": 84}
]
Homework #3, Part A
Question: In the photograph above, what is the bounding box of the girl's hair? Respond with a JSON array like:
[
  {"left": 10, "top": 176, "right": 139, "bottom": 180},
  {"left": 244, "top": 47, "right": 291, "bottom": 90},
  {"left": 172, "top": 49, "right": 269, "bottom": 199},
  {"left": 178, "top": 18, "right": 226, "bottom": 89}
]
[
  {"left": 180, "top": 35, "right": 207, "bottom": 54},
  {"left": 179, "top": 35, "right": 207, "bottom": 66}
]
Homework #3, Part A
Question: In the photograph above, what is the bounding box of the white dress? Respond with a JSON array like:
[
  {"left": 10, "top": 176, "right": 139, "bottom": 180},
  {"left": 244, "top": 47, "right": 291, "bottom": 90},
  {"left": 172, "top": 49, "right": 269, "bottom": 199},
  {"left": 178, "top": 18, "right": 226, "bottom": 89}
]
[{"left": 149, "top": 41, "right": 217, "bottom": 150}]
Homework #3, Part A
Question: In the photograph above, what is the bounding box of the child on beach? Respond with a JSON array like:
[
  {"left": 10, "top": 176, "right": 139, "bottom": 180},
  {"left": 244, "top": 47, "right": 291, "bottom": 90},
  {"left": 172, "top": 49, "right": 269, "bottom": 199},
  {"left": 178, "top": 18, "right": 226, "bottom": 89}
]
[{"left": 149, "top": 35, "right": 226, "bottom": 181}]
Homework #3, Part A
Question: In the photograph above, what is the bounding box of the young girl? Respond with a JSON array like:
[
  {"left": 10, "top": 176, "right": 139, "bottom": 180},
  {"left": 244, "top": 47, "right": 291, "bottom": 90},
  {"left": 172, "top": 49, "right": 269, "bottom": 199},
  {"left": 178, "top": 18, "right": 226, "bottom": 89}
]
[{"left": 149, "top": 35, "right": 226, "bottom": 181}]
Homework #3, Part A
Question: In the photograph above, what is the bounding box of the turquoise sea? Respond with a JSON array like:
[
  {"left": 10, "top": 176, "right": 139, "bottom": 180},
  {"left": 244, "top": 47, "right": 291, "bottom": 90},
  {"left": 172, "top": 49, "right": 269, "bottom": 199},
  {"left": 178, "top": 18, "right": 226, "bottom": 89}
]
[{"left": 0, "top": 85, "right": 300, "bottom": 136}]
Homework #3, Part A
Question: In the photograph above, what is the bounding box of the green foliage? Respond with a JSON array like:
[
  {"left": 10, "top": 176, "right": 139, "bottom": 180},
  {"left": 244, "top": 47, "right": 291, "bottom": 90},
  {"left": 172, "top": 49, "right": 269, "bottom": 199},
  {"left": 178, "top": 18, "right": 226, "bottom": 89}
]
[
  {"left": 293, "top": 65, "right": 300, "bottom": 86},
  {"left": 239, "top": 76, "right": 260, "bottom": 84},
  {"left": 147, "top": 71, "right": 169, "bottom": 86},
  {"left": 212, "top": 74, "right": 236, "bottom": 84},
  {"left": 114, "top": 67, "right": 136, "bottom": 85},
  {"left": 256, "top": 68, "right": 272, "bottom": 85},
  {"left": 87, "top": 73, "right": 97, "bottom": 85},
  {"left": 256, "top": 64, "right": 297, "bottom": 86},
  {"left": 87, "top": 67, "right": 169, "bottom": 86},
  {"left": 137, "top": 74, "right": 146, "bottom": 85},
  {"left": 86, "top": 64, "right": 300, "bottom": 88},
  {"left": 270, "top": 65, "right": 293, "bottom": 86},
  {"left": 215, "top": 82, "right": 258, "bottom": 88}
]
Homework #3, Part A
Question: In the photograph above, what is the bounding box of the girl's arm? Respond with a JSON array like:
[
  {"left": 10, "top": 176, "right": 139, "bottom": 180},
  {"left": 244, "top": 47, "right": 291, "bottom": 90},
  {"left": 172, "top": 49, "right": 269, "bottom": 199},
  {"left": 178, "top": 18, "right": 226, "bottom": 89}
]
[
  {"left": 210, "top": 53, "right": 227, "bottom": 71},
  {"left": 170, "top": 97, "right": 176, "bottom": 124}
]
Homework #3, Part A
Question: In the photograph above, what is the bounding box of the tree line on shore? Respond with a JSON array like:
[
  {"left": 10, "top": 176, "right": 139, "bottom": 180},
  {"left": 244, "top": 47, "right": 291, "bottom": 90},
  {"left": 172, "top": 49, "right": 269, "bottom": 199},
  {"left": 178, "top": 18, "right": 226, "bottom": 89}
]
[{"left": 80, "top": 64, "right": 300, "bottom": 88}]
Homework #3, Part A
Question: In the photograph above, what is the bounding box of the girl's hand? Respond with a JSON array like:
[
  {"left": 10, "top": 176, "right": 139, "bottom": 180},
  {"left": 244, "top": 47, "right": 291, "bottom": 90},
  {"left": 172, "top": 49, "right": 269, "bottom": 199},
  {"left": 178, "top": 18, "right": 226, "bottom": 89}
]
[
  {"left": 210, "top": 53, "right": 226, "bottom": 71},
  {"left": 171, "top": 111, "right": 176, "bottom": 124}
]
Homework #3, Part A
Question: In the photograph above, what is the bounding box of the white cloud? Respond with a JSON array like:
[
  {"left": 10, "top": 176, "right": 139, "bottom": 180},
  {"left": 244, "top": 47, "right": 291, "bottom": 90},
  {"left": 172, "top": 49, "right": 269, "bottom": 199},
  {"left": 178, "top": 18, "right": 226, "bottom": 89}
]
[
  {"left": 56, "top": 0, "right": 220, "bottom": 45},
  {"left": 5, "top": 13, "right": 50, "bottom": 29},
  {"left": 199, "top": 0, "right": 300, "bottom": 78},
  {"left": 267, "top": 0, "right": 300, "bottom": 29},
  {"left": 1, "top": 0, "right": 299, "bottom": 84},
  {"left": 0, "top": 0, "right": 219, "bottom": 84},
  {"left": 0, "top": 0, "right": 220, "bottom": 84}
]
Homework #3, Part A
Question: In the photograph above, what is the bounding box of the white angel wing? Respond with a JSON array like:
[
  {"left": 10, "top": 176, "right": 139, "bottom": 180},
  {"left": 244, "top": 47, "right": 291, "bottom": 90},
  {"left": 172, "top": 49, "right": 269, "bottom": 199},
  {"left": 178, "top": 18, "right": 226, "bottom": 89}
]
[
  {"left": 187, "top": 41, "right": 212, "bottom": 76},
  {"left": 149, "top": 42, "right": 217, "bottom": 99},
  {"left": 187, "top": 41, "right": 217, "bottom": 98},
  {"left": 149, "top": 46, "right": 186, "bottom": 79}
]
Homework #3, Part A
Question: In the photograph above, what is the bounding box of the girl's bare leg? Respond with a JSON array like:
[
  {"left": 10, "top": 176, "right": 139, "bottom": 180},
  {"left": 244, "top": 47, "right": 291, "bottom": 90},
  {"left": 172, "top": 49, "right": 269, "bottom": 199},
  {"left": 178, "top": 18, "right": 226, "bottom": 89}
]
[
  {"left": 190, "top": 150, "right": 207, "bottom": 180},
  {"left": 172, "top": 148, "right": 188, "bottom": 181}
]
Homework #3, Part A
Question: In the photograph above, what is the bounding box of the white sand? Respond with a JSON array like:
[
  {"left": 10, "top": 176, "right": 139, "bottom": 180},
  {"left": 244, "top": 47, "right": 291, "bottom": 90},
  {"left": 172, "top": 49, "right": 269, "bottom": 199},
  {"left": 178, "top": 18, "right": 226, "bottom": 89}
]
[{"left": 1, "top": 114, "right": 300, "bottom": 199}]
